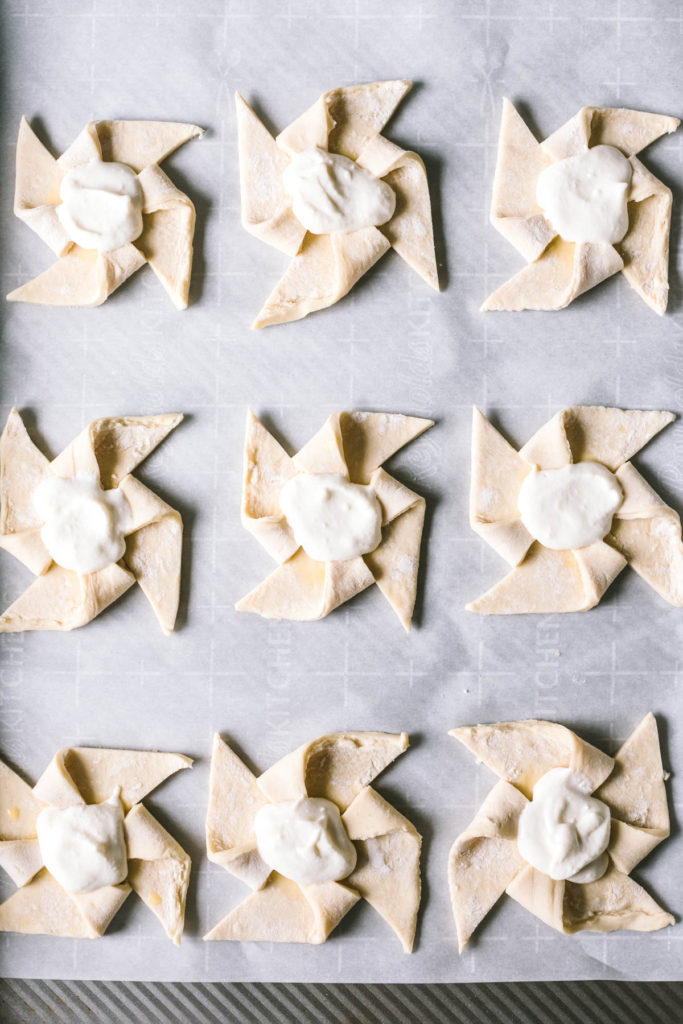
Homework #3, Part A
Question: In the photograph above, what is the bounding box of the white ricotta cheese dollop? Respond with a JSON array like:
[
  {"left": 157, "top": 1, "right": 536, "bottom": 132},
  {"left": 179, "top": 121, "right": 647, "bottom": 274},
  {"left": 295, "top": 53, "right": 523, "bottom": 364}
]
[
  {"left": 536, "top": 144, "right": 632, "bottom": 246},
  {"left": 56, "top": 157, "right": 144, "bottom": 252},
  {"left": 37, "top": 791, "right": 128, "bottom": 894},
  {"left": 283, "top": 146, "right": 396, "bottom": 235},
  {"left": 34, "top": 473, "right": 131, "bottom": 575},
  {"left": 517, "top": 768, "right": 611, "bottom": 884},
  {"left": 254, "top": 797, "right": 357, "bottom": 886},
  {"left": 518, "top": 461, "right": 623, "bottom": 550},
  {"left": 279, "top": 473, "right": 382, "bottom": 562}
]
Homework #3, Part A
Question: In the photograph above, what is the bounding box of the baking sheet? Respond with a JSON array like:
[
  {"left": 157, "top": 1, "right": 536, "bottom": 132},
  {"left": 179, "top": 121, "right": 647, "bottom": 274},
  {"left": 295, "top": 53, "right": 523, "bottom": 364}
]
[{"left": 0, "top": 0, "right": 681, "bottom": 983}]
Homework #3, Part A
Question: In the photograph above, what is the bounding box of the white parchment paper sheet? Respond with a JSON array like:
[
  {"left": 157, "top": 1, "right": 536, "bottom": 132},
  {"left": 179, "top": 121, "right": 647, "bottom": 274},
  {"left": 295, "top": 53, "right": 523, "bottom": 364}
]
[{"left": 0, "top": 0, "right": 681, "bottom": 983}]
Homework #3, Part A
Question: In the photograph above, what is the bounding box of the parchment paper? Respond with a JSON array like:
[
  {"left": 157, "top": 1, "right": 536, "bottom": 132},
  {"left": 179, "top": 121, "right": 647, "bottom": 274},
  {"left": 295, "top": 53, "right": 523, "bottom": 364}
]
[{"left": 0, "top": 0, "right": 681, "bottom": 983}]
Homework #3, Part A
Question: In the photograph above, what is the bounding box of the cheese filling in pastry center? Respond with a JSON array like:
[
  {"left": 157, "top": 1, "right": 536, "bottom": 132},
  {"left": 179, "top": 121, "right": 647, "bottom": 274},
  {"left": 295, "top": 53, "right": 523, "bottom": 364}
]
[
  {"left": 253, "top": 796, "right": 357, "bottom": 886},
  {"left": 56, "top": 156, "right": 144, "bottom": 252},
  {"left": 33, "top": 472, "right": 132, "bottom": 575},
  {"left": 282, "top": 146, "right": 396, "bottom": 235},
  {"left": 279, "top": 472, "right": 383, "bottom": 562},
  {"left": 517, "top": 461, "right": 623, "bottom": 550},
  {"left": 36, "top": 790, "right": 128, "bottom": 894},
  {"left": 536, "top": 145, "right": 632, "bottom": 245},
  {"left": 517, "top": 768, "right": 611, "bottom": 884}
]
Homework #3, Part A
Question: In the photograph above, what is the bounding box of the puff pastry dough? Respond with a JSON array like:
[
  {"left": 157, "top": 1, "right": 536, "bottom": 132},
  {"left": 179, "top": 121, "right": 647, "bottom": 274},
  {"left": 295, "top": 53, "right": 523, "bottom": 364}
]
[
  {"left": 7, "top": 117, "right": 202, "bottom": 308},
  {"left": 205, "top": 731, "right": 421, "bottom": 950},
  {"left": 0, "top": 408, "right": 183, "bottom": 633},
  {"left": 236, "top": 409, "right": 433, "bottom": 630},
  {"left": 483, "top": 100, "right": 679, "bottom": 314},
  {"left": 0, "top": 747, "right": 191, "bottom": 943},
  {"left": 468, "top": 405, "right": 683, "bottom": 613},
  {"left": 236, "top": 80, "right": 439, "bottom": 327},
  {"left": 448, "top": 714, "right": 673, "bottom": 951}
]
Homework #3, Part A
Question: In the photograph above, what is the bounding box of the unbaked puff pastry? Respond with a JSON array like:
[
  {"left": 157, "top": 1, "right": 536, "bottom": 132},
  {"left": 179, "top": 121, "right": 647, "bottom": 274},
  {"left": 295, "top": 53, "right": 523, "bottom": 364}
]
[
  {"left": 236, "top": 409, "right": 433, "bottom": 630},
  {"left": 7, "top": 117, "right": 202, "bottom": 308},
  {"left": 0, "top": 408, "right": 183, "bottom": 633},
  {"left": 205, "top": 731, "right": 421, "bottom": 950},
  {"left": 448, "top": 714, "right": 673, "bottom": 951},
  {"left": 236, "top": 80, "right": 439, "bottom": 327},
  {"left": 483, "top": 100, "right": 679, "bottom": 314},
  {"left": 468, "top": 405, "right": 683, "bottom": 613},
  {"left": 0, "top": 747, "right": 191, "bottom": 943}
]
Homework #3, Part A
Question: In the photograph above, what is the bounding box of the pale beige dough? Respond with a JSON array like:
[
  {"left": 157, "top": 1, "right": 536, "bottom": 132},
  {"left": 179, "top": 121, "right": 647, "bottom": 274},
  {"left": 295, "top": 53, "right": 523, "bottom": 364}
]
[
  {"left": 0, "top": 408, "right": 184, "bottom": 633},
  {"left": 0, "top": 747, "right": 191, "bottom": 943},
  {"left": 448, "top": 714, "right": 673, "bottom": 952},
  {"left": 205, "top": 732, "right": 421, "bottom": 951},
  {"left": 236, "top": 80, "right": 439, "bottom": 327},
  {"left": 8, "top": 117, "right": 202, "bottom": 309},
  {"left": 483, "top": 100, "right": 679, "bottom": 314},
  {"left": 236, "top": 409, "right": 433, "bottom": 630},
  {"left": 468, "top": 405, "right": 683, "bottom": 613}
]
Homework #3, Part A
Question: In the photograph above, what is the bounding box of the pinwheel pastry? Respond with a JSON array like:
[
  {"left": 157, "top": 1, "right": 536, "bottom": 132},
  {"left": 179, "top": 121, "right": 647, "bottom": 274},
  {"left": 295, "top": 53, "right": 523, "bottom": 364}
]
[
  {"left": 482, "top": 99, "right": 679, "bottom": 314},
  {"left": 236, "top": 409, "right": 433, "bottom": 630},
  {"left": 0, "top": 746, "right": 191, "bottom": 943},
  {"left": 0, "top": 408, "right": 183, "bottom": 633},
  {"left": 236, "top": 79, "right": 439, "bottom": 327},
  {"left": 468, "top": 405, "right": 683, "bottom": 613},
  {"left": 7, "top": 116, "right": 202, "bottom": 308},
  {"left": 448, "top": 714, "right": 673, "bottom": 951},
  {"left": 205, "top": 731, "right": 421, "bottom": 950}
]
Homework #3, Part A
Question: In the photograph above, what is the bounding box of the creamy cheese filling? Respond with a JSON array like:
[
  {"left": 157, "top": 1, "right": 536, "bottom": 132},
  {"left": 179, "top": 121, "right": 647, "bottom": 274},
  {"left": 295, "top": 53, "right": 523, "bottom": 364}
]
[
  {"left": 536, "top": 144, "right": 632, "bottom": 245},
  {"left": 283, "top": 146, "right": 396, "bottom": 235},
  {"left": 517, "top": 768, "right": 611, "bottom": 884},
  {"left": 518, "top": 461, "right": 623, "bottom": 550},
  {"left": 253, "top": 796, "right": 357, "bottom": 886},
  {"left": 56, "top": 157, "right": 144, "bottom": 252},
  {"left": 279, "top": 473, "right": 382, "bottom": 562},
  {"left": 36, "top": 790, "right": 128, "bottom": 894},
  {"left": 34, "top": 473, "right": 132, "bottom": 575}
]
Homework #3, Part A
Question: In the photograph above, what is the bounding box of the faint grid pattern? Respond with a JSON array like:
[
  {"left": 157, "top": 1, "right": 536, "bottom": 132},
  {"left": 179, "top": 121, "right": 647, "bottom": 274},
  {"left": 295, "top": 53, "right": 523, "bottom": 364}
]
[{"left": 0, "top": 0, "right": 682, "bottom": 988}]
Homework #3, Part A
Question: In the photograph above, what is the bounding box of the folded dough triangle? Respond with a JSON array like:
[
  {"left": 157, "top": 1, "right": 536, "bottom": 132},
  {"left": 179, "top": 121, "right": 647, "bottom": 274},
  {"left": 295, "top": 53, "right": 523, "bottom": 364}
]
[
  {"left": 450, "top": 719, "right": 613, "bottom": 798},
  {"left": 204, "top": 873, "right": 359, "bottom": 944},
  {"left": 259, "top": 731, "right": 409, "bottom": 811},
  {"left": 343, "top": 786, "right": 421, "bottom": 952},
  {"left": 125, "top": 804, "right": 191, "bottom": 946},
  {"left": 596, "top": 714, "right": 670, "bottom": 834},
  {"left": 448, "top": 780, "right": 528, "bottom": 952},
  {"left": 34, "top": 746, "right": 192, "bottom": 811}
]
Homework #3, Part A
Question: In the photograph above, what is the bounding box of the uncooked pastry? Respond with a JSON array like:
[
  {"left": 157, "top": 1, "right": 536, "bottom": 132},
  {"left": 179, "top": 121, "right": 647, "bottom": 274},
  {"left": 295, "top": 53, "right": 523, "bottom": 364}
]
[
  {"left": 482, "top": 100, "right": 679, "bottom": 314},
  {"left": 7, "top": 117, "right": 202, "bottom": 308},
  {"left": 204, "top": 731, "right": 421, "bottom": 950},
  {"left": 448, "top": 714, "right": 673, "bottom": 951},
  {"left": 0, "top": 746, "right": 191, "bottom": 943},
  {"left": 468, "top": 405, "right": 683, "bottom": 613},
  {"left": 0, "top": 408, "right": 183, "bottom": 633},
  {"left": 236, "top": 409, "right": 433, "bottom": 630},
  {"left": 236, "top": 80, "right": 439, "bottom": 327}
]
